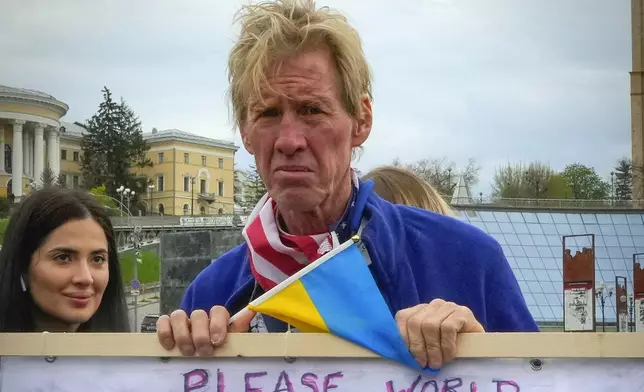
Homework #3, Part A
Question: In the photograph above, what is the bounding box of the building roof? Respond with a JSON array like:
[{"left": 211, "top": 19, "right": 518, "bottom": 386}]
[
  {"left": 0, "top": 85, "right": 57, "bottom": 99},
  {"left": 61, "top": 124, "right": 240, "bottom": 153},
  {"left": 142, "top": 128, "right": 239, "bottom": 151},
  {"left": 451, "top": 174, "right": 473, "bottom": 205},
  {"left": 60, "top": 121, "right": 87, "bottom": 139},
  {"left": 0, "top": 85, "right": 69, "bottom": 116}
]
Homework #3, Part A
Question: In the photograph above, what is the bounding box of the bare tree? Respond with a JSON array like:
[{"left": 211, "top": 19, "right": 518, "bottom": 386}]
[{"left": 393, "top": 156, "right": 480, "bottom": 195}]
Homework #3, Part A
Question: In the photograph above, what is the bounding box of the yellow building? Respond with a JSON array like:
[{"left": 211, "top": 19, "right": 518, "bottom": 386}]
[
  {"left": 0, "top": 85, "right": 239, "bottom": 215},
  {"left": 0, "top": 86, "right": 68, "bottom": 201},
  {"left": 136, "top": 128, "right": 239, "bottom": 216}
]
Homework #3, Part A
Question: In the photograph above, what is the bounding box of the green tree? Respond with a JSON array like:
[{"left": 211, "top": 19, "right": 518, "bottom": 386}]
[
  {"left": 491, "top": 163, "right": 524, "bottom": 198},
  {"left": 543, "top": 174, "right": 573, "bottom": 199},
  {"left": 80, "top": 87, "right": 152, "bottom": 198},
  {"left": 0, "top": 198, "right": 10, "bottom": 218},
  {"left": 393, "top": 156, "right": 480, "bottom": 195},
  {"left": 244, "top": 164, "right": 267, "bottom": 208},
  {"left": 56, "top": 172, "right": 67, "bottom": 188},
  {"left": 521, "top": 162, "right": 553, "bottom": 198},
  {"left": 39, "top": 162, "right": 57, "bottom": 188},
  {"left": 89, "top": 184, "right": 120, "bottom": 215},
  {"left": 613, "top": 158, "right": 632, "bottom": 201},
  {"left": 561, "top": 163, "right": 610, "bottom": 200},
  {"left": 0, "top": 218, "right": 8, "bottom": 243},
  {"left": 492, "top": 162, "right": 569, "bottom": 199},
  {"left": 233, "top": 164, "right": 243, "bottom": 205}
]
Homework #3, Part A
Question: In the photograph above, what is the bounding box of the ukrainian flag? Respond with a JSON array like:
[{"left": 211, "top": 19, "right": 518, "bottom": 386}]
[{"left": 236, "top": 236, "right": 437, "bottom": 374}]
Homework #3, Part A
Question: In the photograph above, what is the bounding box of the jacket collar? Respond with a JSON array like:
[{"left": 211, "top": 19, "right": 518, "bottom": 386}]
[{"left": 224, "top": 179, "right": 407, "bottom": 313}]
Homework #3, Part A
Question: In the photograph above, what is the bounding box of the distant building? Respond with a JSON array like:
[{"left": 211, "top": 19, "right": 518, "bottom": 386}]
[
  {"left": 0, "top": 85, "right": 68, "bottom": 201},
  {"left": 138, "top": 128, "right": 239, "bottom": 216},
  {"left": 0, "top": 85, "right": 239, "bottom": 214}
]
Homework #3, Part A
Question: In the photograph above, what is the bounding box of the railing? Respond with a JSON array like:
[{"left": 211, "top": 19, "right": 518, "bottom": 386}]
[
  {"left": 123, "top": 282, "right": 160, "bottom": 296},
  {"left": 110, "top": 214, "right": 247, "bottom": 229},
  {"left": 109, "top": 198, "right": 644, "bottom": 231},
  {"left": 447, "top": 196, "right": 644, "bottom": 210},
  {"left": 197, "top": 192, "right": 217, "bottom": 201}
]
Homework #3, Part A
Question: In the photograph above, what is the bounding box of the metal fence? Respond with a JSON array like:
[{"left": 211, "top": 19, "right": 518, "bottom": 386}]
[
  {"left": 123, "top": 282, "right": 160, "bottom": 296},
  {"left": 110, "top": 214, "right": 247, "bottom": 229},
  {"left": 447, "top": 197, "right": 644, "bottom": 210}
]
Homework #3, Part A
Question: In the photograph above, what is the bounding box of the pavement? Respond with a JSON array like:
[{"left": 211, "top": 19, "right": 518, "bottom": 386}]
[{"left": 127, "top": 292, "right": 160, "bottom": 332}]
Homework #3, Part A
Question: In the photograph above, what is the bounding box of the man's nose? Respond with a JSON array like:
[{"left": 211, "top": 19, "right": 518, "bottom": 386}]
[{"left": 274, "top": 111, "right": 307, "bottom": 156}]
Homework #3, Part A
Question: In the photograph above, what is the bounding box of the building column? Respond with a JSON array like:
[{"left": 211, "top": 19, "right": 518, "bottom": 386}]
[
  {"left": 0, "top": 125, "right": 5, "bottom": 172},
  {"left": 55, "top": 132, "right": 60, "bottom": 175},
  {"left": 47, "top": 128, "right": 57, "bottom": 173},
  {"left": 22, "top": 128, "right": 28, "bottom": 176},
  {"left": 34, "top": 124, "right": 45, "bottom": 182},
  {"left": 632, "top": 0, "right": 644, "bottom": 202},
  {"left": 28, "top": 131, "right": 34, "bottom": 177},
  {"left": 11, "top": 120, "right": 24, "bottom": 201}
]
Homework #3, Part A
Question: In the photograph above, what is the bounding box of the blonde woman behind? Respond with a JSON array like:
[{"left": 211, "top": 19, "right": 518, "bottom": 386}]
[{"left": 362, "top": 166, "right": 453, "bottom": 216}]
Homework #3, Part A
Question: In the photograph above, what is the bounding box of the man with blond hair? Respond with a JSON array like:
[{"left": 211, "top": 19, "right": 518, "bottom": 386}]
[{"left": 157, "top": 0, "right": 538, "bottom": 370}]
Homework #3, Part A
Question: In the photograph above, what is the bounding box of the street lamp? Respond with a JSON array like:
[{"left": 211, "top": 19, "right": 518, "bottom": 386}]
[
  {"left": 628, "top": 292, "right": 635, "bottom": 332},
  {"left": 116, "top": 186, "right": 125, "bottom": 216},
  {"left": 594, "top": 281, "right": 613, "bottom": 332},
  {"left": 118, "top": 186, "right": 135, "bottom": 223},
  {"left": 148, "top": 184, "right": 155, "bottom": 216}
]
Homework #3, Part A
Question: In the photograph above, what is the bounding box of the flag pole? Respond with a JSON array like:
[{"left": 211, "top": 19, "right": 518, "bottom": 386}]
[{"left": 228, "top": 235, "right": 361, "bottom": 326}]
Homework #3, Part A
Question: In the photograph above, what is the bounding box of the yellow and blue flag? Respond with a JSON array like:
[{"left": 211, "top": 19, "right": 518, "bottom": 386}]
[{"left": 239, "top": 236, "right": 437, "bottom": 374}]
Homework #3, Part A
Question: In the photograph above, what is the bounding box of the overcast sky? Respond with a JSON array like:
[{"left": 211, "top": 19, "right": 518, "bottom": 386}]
[{"left": 0, "top": 0, "right": 632, "bottom": 195}]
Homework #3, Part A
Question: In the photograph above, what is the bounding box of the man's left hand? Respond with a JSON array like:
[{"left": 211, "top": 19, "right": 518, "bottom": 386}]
[{"left": 395, "top": 299, "right": 485, "bottom": 369}]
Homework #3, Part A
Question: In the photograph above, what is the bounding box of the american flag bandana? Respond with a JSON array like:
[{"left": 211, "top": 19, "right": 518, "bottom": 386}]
[{"left": 242, "top": 169, "right": 360, "bottom": 291}]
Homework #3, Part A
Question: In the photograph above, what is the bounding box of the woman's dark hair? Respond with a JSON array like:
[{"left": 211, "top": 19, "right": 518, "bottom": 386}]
[{"left": 0, "top": 186, "right": 130, "bottom": 332}]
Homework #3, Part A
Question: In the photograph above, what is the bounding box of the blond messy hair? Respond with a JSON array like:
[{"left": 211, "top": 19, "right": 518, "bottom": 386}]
[
  {"left": 227, "top": 0, "right": 373, "bottom": 128},
  {"left": 363, "top": 166, "right": 454, "bottom": 216}
]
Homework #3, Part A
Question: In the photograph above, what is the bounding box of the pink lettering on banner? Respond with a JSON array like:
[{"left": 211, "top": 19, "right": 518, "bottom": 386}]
[
  {"left": 493, "top": 380, "right": 520, "bottom": 392},
  {"left": 301, "top": 372, "right": 320, "bottom": 392},
  {"left": 441, "top": 377, "right": 463, "bottom": 392},
  {"left": 420, "top": 381, "right": 439, "bottom": 392},
  {"left": 245, "top": 371, "right": 268, "bottom": 392},
  {"left": 273, "top": 371, "right": 295, "bottom": 392},
  {"left": 385, "top": 377, "right": 517, "bottom": 392},
  {"left": 322, "top": 371, "right": 343, "bottom": 391},
  {"left": 183, "top": 369, "right": 209, "bottom": 392}
]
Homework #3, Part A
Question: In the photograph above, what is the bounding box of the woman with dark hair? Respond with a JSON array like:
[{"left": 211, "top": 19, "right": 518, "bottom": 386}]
[{"left": 0, "top": 186, "right": 130, "bottom": 332}]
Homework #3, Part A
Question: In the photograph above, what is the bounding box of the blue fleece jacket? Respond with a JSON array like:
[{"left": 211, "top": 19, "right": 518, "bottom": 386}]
[{"left": 180, "top": 186, "right": 539, "bottom": 332}]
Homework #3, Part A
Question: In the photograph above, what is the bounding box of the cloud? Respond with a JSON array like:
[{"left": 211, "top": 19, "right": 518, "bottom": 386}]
[{"left": 0, "top": 0, "right": 632, "bottom": 195}]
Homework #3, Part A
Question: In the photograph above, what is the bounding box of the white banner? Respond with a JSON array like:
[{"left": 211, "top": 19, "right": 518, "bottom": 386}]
[{"left": 1, "top": 356, "right": 643, "bottom": 391}]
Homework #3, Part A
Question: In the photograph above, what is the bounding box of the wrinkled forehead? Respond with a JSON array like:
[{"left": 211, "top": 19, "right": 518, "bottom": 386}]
[{"left": 246, "top": 48, "right": 340, "bottom": 106}]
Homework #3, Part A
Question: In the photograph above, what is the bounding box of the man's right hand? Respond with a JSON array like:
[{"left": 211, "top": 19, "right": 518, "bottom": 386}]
[{"left": 156, "top": 305, "right": 255, "bottom": 356}]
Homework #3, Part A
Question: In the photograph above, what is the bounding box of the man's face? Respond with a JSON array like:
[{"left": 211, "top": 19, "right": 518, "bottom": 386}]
[{"left": 240, "top": 46, "right": 371, "bottom": 212}]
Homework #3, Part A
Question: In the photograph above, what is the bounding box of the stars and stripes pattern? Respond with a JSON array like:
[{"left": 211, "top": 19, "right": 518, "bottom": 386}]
[{"left": 242, "top": 170, "right": 359, "bottom": 291}]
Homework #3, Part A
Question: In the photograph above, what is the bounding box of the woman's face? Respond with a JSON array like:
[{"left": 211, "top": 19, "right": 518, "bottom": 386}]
[{"left": 27, "top": 217, "right": 110, "bottom": 331}]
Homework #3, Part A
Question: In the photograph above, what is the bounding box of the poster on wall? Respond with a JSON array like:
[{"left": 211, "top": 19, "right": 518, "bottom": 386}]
[
  {"left": 634, "top": 261, "right": 644, "bottom": 332},
  {"left": 615, "top": 276, "right": 628, "bottom": 332},
  {"left": 636, "top": 297, "right": 644, "bottom": 332},
  {"left": 563, "top": 282, "right": 594, "bottom": 331},
  {"left": 562, "top": 237, "right": 596, "bottom": 332}
]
